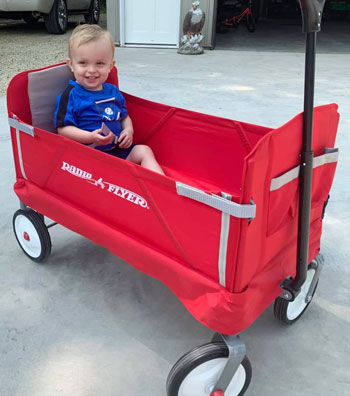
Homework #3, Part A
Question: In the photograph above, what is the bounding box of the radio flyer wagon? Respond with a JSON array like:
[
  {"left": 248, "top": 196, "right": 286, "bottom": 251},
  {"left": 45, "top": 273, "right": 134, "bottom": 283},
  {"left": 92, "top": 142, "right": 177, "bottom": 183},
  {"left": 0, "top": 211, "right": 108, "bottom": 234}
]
[{"left": 6, "top": 1, "right": 339, "bottom": 395}]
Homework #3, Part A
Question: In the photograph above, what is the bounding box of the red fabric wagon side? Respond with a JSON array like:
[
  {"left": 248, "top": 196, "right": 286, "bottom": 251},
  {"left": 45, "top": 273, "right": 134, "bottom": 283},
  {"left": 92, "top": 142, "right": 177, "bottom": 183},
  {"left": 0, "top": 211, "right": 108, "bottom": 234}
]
[{"left": 7, "top": 63, "right": 339, "bottom": 335}]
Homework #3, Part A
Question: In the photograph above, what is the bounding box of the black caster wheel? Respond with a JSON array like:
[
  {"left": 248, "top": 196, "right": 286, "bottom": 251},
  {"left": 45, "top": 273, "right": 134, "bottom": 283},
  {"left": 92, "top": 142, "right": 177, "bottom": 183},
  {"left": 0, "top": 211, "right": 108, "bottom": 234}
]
[
  {"left": 166, "top": 342, "right": 252, "bottom": 396},
  {"left": 274, "top": 259, "right": 320, "bottom": 324},
  {"left": 13, "top": 209, "right": 52, "bottom": 262}
]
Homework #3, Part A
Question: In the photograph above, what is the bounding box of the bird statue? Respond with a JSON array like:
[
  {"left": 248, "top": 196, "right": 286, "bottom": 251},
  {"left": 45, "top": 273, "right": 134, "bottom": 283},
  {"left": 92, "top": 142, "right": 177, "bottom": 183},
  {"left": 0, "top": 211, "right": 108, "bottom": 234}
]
[{"left": 178, "top": 1, "right": 206, "bottom": 55}]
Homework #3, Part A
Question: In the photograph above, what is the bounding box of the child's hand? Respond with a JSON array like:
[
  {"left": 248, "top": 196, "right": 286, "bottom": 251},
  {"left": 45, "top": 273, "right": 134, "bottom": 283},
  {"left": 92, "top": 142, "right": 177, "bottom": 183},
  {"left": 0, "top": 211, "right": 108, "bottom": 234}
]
[
  {"left": 118, "top": 128, "right": 134, "bottom": 148},
  {"left": 91, "top": 128, "right": 115, "bottom": 145}
]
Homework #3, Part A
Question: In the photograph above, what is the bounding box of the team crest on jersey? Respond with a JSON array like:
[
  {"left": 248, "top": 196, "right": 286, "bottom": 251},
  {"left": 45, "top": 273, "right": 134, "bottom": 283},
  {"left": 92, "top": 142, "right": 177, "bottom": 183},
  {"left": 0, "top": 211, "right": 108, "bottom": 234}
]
[
  {"left": 95, "top": 97, "right": 120, "bottom": 122},
  {"left": 61, "top": 161, "right": 149, "bottom": 209}
]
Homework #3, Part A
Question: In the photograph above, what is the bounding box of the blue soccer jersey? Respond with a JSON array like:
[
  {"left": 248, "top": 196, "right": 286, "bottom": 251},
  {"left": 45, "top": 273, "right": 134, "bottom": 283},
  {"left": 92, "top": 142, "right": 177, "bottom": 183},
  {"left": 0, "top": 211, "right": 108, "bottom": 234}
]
[{"left": 53, "top": 80, "right": 128, "bottom": 151}]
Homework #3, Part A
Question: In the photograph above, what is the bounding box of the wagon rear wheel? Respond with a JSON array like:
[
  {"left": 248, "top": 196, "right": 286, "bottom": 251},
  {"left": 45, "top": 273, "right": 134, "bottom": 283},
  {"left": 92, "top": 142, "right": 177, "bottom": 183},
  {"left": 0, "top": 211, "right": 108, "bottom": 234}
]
[
  {"left": 274, "top": 265, "right": 318, "bottom": 324},
  {"left": 166, "top": 342, "right": 252, "bottom": 396},
  {"left": 13, "top": 209, "right": 51, "bottom": 262}
]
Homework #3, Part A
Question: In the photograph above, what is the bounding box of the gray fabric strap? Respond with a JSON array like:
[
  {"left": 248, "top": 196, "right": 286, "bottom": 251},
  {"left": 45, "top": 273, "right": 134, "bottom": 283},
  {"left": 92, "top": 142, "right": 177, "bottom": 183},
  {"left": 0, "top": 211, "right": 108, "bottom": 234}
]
[
  {"left": 176, "top": 182, "right": 256, "bottom": 219},
  {"left": 8, "top": 117, "right": 33, "bottom": 180},
  {"left": 270, "top": 149, "right": 339, "bottom": 192},
  {"left": 8, "top": 117, "right": 34, "bottom": 136},
  {"left": 218, "top": 193, "right": 231, "bottom": 287}
]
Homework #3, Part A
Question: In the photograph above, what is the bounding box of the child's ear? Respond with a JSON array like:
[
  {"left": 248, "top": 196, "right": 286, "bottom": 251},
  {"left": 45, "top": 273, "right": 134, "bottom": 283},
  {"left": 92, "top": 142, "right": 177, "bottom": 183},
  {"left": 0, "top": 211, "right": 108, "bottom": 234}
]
[
  {"left": 110, "top": 59, "right": 116, "bottom": 70},
  {"left": 67, "top": 58, "right": 73, "bottom": 72}
]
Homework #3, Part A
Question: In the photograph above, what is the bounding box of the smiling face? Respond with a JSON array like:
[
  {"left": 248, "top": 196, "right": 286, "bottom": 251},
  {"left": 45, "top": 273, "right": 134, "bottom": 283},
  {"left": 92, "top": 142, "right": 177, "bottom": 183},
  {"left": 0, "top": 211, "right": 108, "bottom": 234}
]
[{"left": 67, "top": 36, "right": 115, "bottom": 91}]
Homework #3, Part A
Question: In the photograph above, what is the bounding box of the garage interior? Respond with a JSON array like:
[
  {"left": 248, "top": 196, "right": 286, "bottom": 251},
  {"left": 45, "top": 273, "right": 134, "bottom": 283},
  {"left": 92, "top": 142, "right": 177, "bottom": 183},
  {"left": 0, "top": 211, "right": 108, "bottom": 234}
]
[{"left": 213, "top": 0, "right": 350, "bottom": 52}]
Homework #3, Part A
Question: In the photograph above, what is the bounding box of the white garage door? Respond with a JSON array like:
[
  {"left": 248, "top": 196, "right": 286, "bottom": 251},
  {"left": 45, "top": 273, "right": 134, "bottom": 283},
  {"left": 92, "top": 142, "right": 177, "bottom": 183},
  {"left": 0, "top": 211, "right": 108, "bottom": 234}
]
[{"left": 121, "top": 0, "right": 181, "bottom": 47}]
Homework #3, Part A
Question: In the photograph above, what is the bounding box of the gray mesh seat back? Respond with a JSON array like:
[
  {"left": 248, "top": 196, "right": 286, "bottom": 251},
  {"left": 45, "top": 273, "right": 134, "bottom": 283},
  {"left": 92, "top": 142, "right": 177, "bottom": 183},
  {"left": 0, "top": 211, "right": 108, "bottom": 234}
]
[{"left": 28, "top": 64, "right": 74, "bottom": 133}]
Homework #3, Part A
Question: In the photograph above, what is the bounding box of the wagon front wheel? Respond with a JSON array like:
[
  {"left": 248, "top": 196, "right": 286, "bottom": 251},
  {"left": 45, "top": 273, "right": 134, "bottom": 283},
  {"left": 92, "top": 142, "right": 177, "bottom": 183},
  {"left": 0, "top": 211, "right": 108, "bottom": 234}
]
[
  {"left": 166, "top": 342, "right": 252, "bottom": 396},
  {"left": 13, "top": 209, "right": 51, "bottom": 262},
  {"left": 274, "top": 264, "right": 318, "bottom": 324}
]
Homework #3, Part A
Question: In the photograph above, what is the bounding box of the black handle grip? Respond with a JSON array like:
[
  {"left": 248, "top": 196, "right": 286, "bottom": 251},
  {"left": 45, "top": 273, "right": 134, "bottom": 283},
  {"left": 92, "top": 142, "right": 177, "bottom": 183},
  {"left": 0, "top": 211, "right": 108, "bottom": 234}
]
[{"left": 299, "top": 0, "right": 326, "bottom": 33}]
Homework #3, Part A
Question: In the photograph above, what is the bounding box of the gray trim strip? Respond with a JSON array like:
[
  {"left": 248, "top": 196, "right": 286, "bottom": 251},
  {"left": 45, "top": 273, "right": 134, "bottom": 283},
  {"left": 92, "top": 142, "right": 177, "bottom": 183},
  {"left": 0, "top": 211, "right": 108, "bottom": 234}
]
[
  {"left": 176, "top": 182, "right": 256, "bottom": 219},
  {"left": 9, "top": 116, "right": 32, "bottom": 180},
  {"left": 270, "top": 149, "right": 339, "bottom": 192},
  {"left": 15, "top": 127, "right": 27, "bottom": 180},
  {"left": 218, "top": 193, "right": 231, "bottom": 287},
  {"left": 8, "top": 117, "right": 35, "bottom": 136},
  {"left": 312, "top": 149, "right": 339, "bottom": 167}
]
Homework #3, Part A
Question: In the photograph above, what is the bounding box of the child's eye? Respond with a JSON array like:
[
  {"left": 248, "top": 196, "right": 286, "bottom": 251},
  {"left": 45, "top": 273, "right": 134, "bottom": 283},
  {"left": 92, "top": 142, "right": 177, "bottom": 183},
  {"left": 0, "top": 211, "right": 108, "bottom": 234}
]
[{"left": 78, "top": 61, "right": 86, "bottom": 65}]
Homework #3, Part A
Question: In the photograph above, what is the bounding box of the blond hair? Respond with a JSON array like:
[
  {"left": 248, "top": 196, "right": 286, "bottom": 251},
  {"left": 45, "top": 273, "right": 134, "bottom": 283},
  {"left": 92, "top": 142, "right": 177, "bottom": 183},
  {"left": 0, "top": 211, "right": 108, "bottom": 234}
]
[{"left": 69, "top": 24, "right": 115, "bottom": 58}]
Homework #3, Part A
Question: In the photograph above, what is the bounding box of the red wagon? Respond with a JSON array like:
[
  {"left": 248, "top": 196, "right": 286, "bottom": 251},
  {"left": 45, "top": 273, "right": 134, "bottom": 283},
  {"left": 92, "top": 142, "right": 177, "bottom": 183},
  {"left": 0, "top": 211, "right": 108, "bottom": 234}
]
[{"left": 6, "top": 1, "right": 338, "bottom": 395}]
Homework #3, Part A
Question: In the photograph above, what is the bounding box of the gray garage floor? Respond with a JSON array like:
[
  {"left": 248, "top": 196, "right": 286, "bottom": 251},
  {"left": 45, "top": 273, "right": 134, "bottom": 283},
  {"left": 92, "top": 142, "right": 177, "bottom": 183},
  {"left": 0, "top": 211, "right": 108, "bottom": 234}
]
[{"left": 0, "top": 19, "right": 349, "bottom": 396}]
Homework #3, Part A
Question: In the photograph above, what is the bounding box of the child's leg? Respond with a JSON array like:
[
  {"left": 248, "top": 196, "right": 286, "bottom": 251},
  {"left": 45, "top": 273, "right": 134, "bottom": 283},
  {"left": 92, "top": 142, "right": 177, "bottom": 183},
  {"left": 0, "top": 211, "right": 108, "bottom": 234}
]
[{"left": 126, "top": 145, "right": 164, "bottom": 175}]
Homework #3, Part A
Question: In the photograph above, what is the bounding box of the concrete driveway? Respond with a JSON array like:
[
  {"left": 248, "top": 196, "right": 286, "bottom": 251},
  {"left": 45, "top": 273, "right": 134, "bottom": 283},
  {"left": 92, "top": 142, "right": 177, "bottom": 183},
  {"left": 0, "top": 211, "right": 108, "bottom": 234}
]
[{"left": 0, "top": 21, "right": 349, "bottom": 396}]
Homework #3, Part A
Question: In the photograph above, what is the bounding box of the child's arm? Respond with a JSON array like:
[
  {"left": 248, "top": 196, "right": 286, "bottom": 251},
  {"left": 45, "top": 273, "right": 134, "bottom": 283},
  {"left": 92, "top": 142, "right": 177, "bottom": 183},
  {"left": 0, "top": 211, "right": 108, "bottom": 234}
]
[
  {"left": 118, "top": 116, "right": 134, "bottom": 149},
  {"left": 57, "top": 125, "right": 115, "bottom": 146}
]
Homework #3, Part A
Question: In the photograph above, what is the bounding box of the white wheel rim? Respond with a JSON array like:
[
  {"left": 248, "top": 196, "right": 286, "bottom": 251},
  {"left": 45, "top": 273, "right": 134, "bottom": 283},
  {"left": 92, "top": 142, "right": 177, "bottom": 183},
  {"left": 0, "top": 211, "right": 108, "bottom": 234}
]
[
  {"left": 178, "top": 357, "right": 246, "bottom": 396},
  {"left": 14, "top": 215, "right": 42, "bottom": 258},
  {"left": 286, "top": 268, "right": 316, "bottom": 320}
]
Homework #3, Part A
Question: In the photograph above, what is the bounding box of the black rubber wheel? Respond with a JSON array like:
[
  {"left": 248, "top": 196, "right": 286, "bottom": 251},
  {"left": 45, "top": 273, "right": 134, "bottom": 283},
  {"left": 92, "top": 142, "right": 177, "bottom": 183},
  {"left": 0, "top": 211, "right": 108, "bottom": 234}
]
[
  {"left": 166, "top": 342, "right": 252, "bottom": 396},
  {"left": 274, "top": 264, "right": 319, "bottom": 325},
  {"left": 246, "top": 13, "right": 256, "bottom": 33},
  {"left": 84, "top": 0, "right": 100, "bottom": 24},
  {"left": 13, "top": 209, "right": 52, "bottom": 262},
  {"left": 44, "top": 0, "right": 68, "bottom": 34}
]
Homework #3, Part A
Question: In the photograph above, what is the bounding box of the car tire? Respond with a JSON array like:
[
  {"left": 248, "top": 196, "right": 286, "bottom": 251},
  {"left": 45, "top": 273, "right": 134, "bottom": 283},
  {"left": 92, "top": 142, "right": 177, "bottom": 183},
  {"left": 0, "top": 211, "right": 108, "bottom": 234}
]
[
  {"left": 84, "top": 0, "right": 100, "bottom": 24},
  {"left": 44, "top": 0, "right": 68, "bottom": 34}
]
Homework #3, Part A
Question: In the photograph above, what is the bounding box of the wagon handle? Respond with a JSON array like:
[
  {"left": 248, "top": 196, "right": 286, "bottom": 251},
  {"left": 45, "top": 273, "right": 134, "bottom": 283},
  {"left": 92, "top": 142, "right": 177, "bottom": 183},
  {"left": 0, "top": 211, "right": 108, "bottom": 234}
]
[
  {"left": 281, "top": 0, "right": 326, "bottom": 299},
  {"left": 299, "top": 0, "right": 325, "bottom": 33}
]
